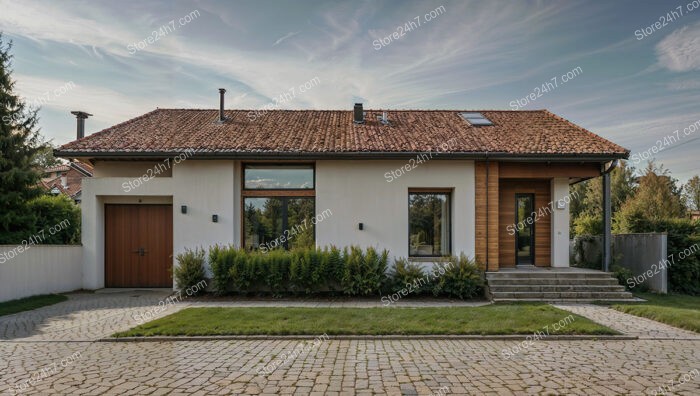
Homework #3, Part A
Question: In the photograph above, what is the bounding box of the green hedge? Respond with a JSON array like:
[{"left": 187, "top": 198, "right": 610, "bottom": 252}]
[
  {"left": 207, "top": 245, "right": 485, "bottom": 299},
  {"left": 622, "top": 218, "right": 700, "bottom": 295}
]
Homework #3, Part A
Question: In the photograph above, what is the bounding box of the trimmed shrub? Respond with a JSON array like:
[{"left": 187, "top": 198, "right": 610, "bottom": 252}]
[
  {"left": 431, "top": 254, "right": 485, "bottom": 299},
  {"left": 342, "top": 246, "right": 389, "bottom": 296},
  {"left": 388, "top": 259, "right": 428, "bottom": 295},
  {"left": 173, "top": 248, "right": 206, "bottom": 294},
  {"left": 209, "top": 245, "right": 237, "bottom": 295},
  {"left": 611, "top": 265, "right": 633, "bottom": 291},
  {"left": 205, "top": 246, "right": 484, "bottom": 299}
]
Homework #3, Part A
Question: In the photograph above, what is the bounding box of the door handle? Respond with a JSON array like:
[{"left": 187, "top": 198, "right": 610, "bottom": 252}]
[{"left": 132, "top": 248, "right": 147, "bottom": 256}]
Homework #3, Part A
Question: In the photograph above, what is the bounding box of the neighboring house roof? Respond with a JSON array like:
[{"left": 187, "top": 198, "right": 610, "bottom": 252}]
[
  {"left": 55, "top": 109, "right": 629, "bottom": 160},
  {"left": 40, "top": 162, "right": 93, "bottom": 200},
  {"left": 44, "top": 164, "right": 71, "bottom": 173}
]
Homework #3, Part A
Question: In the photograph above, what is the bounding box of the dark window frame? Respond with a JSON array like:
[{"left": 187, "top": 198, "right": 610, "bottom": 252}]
[
  {"left": 514, "top": 193, "right": 535, "bottom": 266},
  {"left": 240, "top": 163, "right": 316, "bottom": 249},
  {"left": 242, "top": 196, "right": 316, "bottom": 251},
  {"left": 407, "top": 189, "right": 453, "bottom": 258}
]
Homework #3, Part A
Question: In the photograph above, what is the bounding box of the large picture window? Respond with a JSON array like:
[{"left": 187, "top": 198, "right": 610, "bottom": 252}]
[
  {"left": 408, "top": 191, "right": 451, "bottom": 257},
  {"left": 242, "top": 164, "right": 315, "bottom": 251}
]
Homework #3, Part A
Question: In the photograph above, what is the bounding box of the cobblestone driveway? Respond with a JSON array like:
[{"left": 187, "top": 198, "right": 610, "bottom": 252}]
[
  {"left": 0, "top": 292, "right": 698, "bottom": 395},
  {"left": 1, "top": 339, "right": 698, "bottom": 395}
]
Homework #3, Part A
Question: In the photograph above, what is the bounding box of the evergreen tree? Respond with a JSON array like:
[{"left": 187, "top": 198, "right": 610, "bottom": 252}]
[{"left": 0, "top": 34, "right": 43, "bottom": 243}]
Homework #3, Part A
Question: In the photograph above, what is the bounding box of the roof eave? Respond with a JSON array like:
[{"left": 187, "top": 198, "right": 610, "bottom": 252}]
[{"left": 54, "top": 150, "right": 630, "bottom": 162}]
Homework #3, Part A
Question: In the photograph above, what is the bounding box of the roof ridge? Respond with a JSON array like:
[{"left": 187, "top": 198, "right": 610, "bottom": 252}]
[{"left": 153, "top": 108, "right": 550, "bottom": 112}]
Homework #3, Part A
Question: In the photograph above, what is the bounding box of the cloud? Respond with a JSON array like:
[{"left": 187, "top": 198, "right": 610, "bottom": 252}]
[
  {"left": 273, "top": 31, "right": 299, "bottom": 46},
  {"left": 656, "top": 22, "right": 700, "bottom": 72},
  {"left": 666, "top": 79, "right": 700, "bottom": 91}
]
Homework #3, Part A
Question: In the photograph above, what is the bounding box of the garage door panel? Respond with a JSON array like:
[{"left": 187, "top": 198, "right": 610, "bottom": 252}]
[{"left": 105, "top": 204, "right": 172, "bottom": 287}]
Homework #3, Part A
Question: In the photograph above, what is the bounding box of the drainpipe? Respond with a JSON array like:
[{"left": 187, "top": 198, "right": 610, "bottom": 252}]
[
  {"left": 601, "top": 160, "right": 618, "bottom": 272},
  {"left": 485, "top": 153, "right": 490, "bottom": 272}
]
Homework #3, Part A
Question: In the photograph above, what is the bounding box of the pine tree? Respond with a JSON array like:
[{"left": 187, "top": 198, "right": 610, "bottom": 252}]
[{"left": 0, "top": 34, "right": 43, "bottom": 243}]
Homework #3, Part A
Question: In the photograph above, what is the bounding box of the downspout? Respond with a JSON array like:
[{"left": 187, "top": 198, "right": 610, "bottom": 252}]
[
  {"left": 485, "top": 153, "right": 490, "bottom": 272},
  {"left": 601, "top": 159, "right": 618, "bottom": 272}
]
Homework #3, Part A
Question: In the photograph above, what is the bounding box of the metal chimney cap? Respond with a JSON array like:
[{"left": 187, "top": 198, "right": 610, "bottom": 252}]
[
  {"left": 218, "top": 88, "right": 227, "bottom": 94},
  {"left": 71, "top": 111, "right": 92, "bottom": 118}
]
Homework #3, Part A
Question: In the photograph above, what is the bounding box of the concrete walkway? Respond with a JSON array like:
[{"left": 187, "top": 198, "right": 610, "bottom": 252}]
[
  {"left": 553, "top": 303, "right": 700, "bottom": 340},
  {"left": 0, "top": 290, "right": 176, "bottom": 341}
]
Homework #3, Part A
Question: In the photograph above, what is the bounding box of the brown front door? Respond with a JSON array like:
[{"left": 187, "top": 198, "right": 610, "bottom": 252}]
[
  {"left": 105, "top": 204, "right": 173, "bottom": 287},
  {"left": 499, "top": 180, "right": 551, "bottom": 268}
]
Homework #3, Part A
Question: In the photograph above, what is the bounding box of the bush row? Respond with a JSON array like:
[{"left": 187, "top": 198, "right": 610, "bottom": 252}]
[{"left": 174, "top": 245, "right": 485, "bottom": 299}]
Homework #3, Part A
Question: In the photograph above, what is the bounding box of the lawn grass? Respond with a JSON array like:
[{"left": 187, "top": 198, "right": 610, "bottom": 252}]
[
  {"left": 113, "top": 304, "right": 618, "bottom": 337},
  {"left": 0, "top": 294, "right": 67, "bottom": 317},
  {"left": 611, "top": 293, "right": 700, "bottom": 333}
]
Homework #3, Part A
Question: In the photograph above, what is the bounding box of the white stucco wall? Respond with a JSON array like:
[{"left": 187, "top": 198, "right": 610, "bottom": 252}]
[
  {"left": 80, "top": 158, "right": 575, "bottom": 290},
  {"left": 315, "top": 160, "right": 476, "bottom": 261},
  {"left": 81, "top": 160, "right": 235, "bottom": 289},
  {"left": 550, "top": 178, "right": 571, "bottom": 267},
  {"left": 171, "top": 161, "right": 236, "bottom": 257},
  {"left": 92, "top": 161, "right": 172, "bottom": 177},
  {"left": 0, "top": 245, "right": 82, "bottom": 302}
]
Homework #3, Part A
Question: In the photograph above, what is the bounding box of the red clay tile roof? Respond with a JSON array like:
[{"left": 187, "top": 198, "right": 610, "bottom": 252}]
[{"left": 56, "top": 109, "right": 628, "bottom": 159}]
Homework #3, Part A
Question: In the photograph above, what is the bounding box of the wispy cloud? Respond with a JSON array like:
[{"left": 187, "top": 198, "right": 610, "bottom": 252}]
[
  {"left": 656, "top": 22, "right": 700, "bottom": 72},
  {"left": 0, "top": 0, "right": 698, "bottom": 181},
  {"left": 273, "top": 31, "right": 299, "bottom": 46}
]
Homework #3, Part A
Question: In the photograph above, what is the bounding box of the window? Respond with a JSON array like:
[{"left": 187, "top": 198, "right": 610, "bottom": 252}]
[
  {"left": 244, "top": 197, "right": 315, "bottom": 251},
  {"left": 459, "top": 112, "right": 493, "bottom": 126},
  {"left": 244, "top": 164, "right": 314, "bottom": 189},
  {"left": 408, "top": 191, "right": 451, "bottom": 257},
  {"left": 242, "top": 164, "right": 315, "bottom": 251}
]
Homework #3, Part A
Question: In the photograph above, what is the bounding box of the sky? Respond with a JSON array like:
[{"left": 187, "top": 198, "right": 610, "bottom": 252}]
[{"left": 0, "top": 0, "right": 699, "bottom": 182}]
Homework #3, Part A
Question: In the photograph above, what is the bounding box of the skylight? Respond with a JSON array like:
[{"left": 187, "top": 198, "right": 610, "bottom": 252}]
[{"left": 460, "top": 112, "right": 493, "bottom": 126}]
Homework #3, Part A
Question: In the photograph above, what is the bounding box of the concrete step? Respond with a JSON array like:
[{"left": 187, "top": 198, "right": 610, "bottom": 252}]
[
  {"left": 486, "top": 272, "right": 613, "bottom": 280},
  {"left": 491, "top": 285, "right": 627, "bottom": 293},
  {"left": 487, "top": 278, "right": 619, "bottom": 286},
  {"left": 493, "top": 298, "right": 636, "bottom": 303},
  {"left": 490, "top": 291, "right": 635, "bottom": 300}
]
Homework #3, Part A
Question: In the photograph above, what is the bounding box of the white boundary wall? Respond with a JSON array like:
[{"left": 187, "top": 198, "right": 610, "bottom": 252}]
[{"left": 0, "top": 245, "right": 82, "bottom": 302}]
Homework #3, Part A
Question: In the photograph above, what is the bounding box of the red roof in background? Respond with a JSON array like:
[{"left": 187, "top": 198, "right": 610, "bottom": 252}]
[{"left": 56, "top": 109, "right": 628, "bottom": 158}]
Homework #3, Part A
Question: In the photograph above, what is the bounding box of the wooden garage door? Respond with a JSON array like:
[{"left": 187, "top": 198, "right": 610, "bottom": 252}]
[{"left": 105, "top": 204, "right": 173, "bottom": 287}]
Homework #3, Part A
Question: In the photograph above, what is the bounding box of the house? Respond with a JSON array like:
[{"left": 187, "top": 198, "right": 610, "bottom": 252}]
[
  {"left": 55, "top": 95, "right": 628, "bottom": 290},
  {"left": 691, "top": 211, "right": 700, "bottom": 221},
  {"left": 40, "top": 162, "right": 93, "bottom": 204}
]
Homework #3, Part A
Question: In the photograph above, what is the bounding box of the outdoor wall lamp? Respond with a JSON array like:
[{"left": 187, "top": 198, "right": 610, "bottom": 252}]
[
  {"left": 358, "top": 222, "right": 364, "bottom": 230},
  {"left": 212, "top": 214, "right": 218, "bottom": 223},
  {"left": 181, "top": 205, "right": 187, "bottom": 214}
]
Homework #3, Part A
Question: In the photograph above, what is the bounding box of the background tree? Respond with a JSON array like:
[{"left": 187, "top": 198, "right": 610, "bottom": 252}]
[
  {"left": 32, "top": 143, "right": 62, "bottom": 169},
  {"left": 0, "top": 34, "right": 43, "bottom": 243},
  {"left": 570, "top": 160, "right": 637, "bottom": 235},
  {"left": 683, "top": 175, "right": 700, "bottom": 212},
  {"left": 615, "top": 162, "right": 686, "bottom": 231}
]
